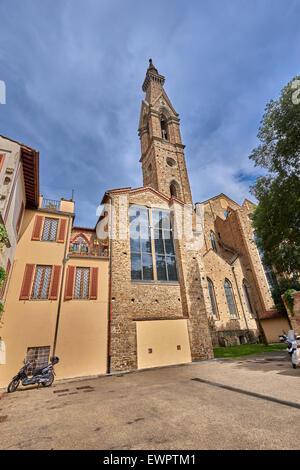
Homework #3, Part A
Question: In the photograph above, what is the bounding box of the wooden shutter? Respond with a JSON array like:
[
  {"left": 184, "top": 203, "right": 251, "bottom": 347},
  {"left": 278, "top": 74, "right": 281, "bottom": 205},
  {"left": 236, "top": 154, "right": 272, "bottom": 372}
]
[
  {"left": 0, "top": 154, "right": 5, "bottom": 173},
  {"left": 31, "top": 215, "right": 44, "bottom": 241},
  {"left": 64, "top": 265, "right": 75, "bottom": 300},
  {"left": 16, "top": 201, "right": 24, "bottom": 234},
  {"left": 49, "top": 265, "right": 62, "bottom": 300},
  {"left": 57, "top": 219, "right": 67, "bottom": 243},
  {"left": 19, "top": 264, "right": 35, "bottom": 300},
  {"left": 0, "top": 258, "right": 11, "bottom": 298},
  {"left": 90, "top": 267, "right": 98, "bottom": 300}
]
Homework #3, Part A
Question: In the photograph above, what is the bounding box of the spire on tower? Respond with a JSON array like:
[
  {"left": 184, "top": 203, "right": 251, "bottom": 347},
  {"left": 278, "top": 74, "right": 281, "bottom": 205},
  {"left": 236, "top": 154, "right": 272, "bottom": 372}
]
[{"left": 142, "top": 58, "right": 165, "bottom": 92}]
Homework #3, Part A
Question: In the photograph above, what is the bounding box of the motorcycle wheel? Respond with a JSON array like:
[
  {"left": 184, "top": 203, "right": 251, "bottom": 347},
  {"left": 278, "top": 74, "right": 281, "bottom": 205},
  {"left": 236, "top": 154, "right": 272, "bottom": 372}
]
[
  {"left": 7, "top": 379, "right": 20, "bottom": 393},
  {"left": 41, "top": 372, "right": 54, "bottom": 387}
]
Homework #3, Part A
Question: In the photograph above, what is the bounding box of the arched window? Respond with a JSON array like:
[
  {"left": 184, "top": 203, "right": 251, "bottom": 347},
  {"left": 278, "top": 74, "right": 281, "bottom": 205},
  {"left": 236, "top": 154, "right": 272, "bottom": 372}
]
[
  {"left": 254, "top": 232, "right": 277, "bottom": 290},
  {"left": 71, "top": 236, "right": 89, "bottom": 254},
  {"left": 242, "top": 280, "right": 253, "bottom": 314},
  {"left": 170, "top": 183, "right": 177, "bottom": 198},
  {"left": 160, "top": 115, "right": 168, "bottom": 140},
  {"left": 210, "top": 231, "right": 218, "bottom": 253},
  {"left": 224, "top": 278, "right": 238, "bottom": 318},
  {"left": 207, "top": 278, "right": 218, "bottom": 319},
  {"left": 169, "top": 180, "right": 180, "bottom": 199},
  {"left": 146, "top": 163, "right": 152, "bottom": 176}
]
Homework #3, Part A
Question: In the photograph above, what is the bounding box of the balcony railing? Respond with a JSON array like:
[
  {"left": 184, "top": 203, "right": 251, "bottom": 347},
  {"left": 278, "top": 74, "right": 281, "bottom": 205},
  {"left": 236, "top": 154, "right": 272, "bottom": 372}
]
[
  {"left": 41, "top": 198, "right": 60, "bottom": 211},
  {"left": 69, "top": 242, "right": 109, "bottom": 258}
]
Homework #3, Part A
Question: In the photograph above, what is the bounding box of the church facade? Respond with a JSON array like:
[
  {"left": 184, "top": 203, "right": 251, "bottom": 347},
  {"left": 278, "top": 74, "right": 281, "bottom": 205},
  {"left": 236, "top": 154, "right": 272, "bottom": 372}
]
[{"left": 0, "top": 61, "right": 288, "bottom": 386}]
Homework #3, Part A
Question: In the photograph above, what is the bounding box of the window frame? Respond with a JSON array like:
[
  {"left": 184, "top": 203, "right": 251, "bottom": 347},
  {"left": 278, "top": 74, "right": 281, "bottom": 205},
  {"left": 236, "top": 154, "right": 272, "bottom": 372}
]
[
  {"left": 207, "top": 277, "right": 219, "bottom": 319},
  {"left": 242, "top": 280, "right": 253, "bottom": 315},
  {"left": 224, "top": 278, "right": 238, "bottom": 319},
  {"left": 254, "top": 231, "right": 277, "bottom": 290},
  {"left": 210, "top": 231, "right": 218, "bottom": 253},
  {"left": 129, "top": 205, "right": 179, "bottom": 284},
  {"left": 31, "top": 265, "right": 53, "bottom": 300},
  {"left": 73, "top": 266, "right": 91, "bottom": 300},
  {"left": 152, "top": 208, "right": 178, "bottom": 283},
  {"left": 25, "top": 346, "right": 50, "bottom": 375},
  {"left": 130, "top": 205, "right": 154, "bottom": 282},
  {"left": 41, "top": 217, "right": 59, "bottom": 242}
]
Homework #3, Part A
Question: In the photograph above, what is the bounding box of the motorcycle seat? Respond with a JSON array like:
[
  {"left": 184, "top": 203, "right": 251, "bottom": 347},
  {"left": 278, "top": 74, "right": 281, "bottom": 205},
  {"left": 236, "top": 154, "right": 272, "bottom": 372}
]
[{"left": 32, "top": 367, "right": 45, "bottom": 376}]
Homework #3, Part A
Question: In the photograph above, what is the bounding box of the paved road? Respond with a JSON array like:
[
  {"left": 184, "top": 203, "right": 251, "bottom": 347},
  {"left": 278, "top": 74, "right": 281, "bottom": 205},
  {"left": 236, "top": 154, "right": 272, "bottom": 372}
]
[{"left": 0, "top": 351, "right": 299, "bottom": 450}]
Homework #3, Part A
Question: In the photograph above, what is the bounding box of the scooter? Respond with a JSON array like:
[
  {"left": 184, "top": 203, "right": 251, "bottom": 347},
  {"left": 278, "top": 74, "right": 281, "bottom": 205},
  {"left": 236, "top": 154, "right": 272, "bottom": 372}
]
[
  {"left": 286, "top": 331, "right": 300, "bottom": 369},
  {"left": 7, "top": 356, "right": 59, "bottom": 393},
  {"left": 279, "top": 331, "right": 288, "bottom": 342}
]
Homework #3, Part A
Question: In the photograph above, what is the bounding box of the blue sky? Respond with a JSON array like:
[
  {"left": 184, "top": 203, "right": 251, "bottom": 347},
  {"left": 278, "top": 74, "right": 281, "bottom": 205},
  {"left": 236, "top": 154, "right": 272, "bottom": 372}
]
[{"left": 0, "top": 0, "right": 299, "bottom": 226}]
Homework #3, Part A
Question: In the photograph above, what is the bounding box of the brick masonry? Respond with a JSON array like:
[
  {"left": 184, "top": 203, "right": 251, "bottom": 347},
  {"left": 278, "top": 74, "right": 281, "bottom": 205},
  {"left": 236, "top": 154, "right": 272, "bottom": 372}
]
[{"left": 101, "top": 61, "right": 281, "bottom": 371}]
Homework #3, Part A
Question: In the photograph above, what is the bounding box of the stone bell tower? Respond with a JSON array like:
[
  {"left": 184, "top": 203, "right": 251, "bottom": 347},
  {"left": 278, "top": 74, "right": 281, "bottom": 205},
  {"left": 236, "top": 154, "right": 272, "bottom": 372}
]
[{"left": 138, "top": 59, "right": 193, "bottom": 205}]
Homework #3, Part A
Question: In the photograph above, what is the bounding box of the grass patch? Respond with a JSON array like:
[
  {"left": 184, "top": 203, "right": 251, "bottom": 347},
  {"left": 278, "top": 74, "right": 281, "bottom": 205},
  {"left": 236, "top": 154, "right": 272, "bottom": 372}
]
[{"left": 213, "top": 343, "right": 287, "bottom": 359}]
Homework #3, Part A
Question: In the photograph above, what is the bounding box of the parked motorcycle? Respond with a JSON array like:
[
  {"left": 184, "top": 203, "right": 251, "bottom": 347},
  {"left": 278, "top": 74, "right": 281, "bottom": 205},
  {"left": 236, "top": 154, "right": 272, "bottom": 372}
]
[
  {"left": 279, "top": 331, "right": 288, "bottom": 342},
  {"left": 279, "top": 330, "right": 300, "bottom": 349},
  {"left": 286, "top": 331, "right": 300, "bottom": 369},
  {"left": 7, "top": 356, "right": 59, "bottom": 393}
]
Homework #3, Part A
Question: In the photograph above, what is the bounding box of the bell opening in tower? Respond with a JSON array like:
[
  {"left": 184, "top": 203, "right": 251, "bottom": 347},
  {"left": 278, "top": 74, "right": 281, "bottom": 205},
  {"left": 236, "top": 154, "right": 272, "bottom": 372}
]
[
  {"left": 170, "top": 183, "right": 177, "bottom": 198},
  {"left": 160, "top": 116, "right": 168, "bottom": 140}
]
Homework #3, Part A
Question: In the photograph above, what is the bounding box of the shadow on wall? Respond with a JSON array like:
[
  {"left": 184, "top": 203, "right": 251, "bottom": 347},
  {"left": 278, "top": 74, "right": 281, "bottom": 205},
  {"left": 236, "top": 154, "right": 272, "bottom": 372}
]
[{"left": 208, "top": 317, "right": 259, "bottom": 348}]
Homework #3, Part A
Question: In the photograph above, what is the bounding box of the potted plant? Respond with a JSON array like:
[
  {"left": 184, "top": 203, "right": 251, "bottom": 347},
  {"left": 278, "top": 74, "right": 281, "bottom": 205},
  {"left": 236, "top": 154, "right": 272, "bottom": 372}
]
[{"left": 0, "top": 224, "right": 9, "bottom": 252}]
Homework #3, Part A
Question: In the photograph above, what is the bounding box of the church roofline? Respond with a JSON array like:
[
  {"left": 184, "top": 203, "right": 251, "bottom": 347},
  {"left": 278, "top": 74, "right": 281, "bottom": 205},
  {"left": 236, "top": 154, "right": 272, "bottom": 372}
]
[
  {"left": 242, "top": 198, "right": 256, "bottom": 207},
  {"left": 100, "top": 185, "right": 185, "bottom": 206},
  {"left": 197, "top": 193, "right": 242, "bottom": 207}
]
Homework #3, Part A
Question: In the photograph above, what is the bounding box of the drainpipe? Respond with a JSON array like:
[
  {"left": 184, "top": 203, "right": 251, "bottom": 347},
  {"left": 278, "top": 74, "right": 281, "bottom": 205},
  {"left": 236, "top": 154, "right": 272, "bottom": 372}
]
[
  {"left": 52, "top": 214, "right": 72, "bottom": 357},
  {"left": 105, "top": 192, "right": 114, "bottom": 374},
  {"left": 231, "top": 266, "right": 250, "bottom": 336}
]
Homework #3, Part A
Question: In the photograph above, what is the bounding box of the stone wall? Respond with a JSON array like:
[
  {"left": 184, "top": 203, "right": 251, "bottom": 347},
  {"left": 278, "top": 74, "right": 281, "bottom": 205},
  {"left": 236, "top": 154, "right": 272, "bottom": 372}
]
[
  {"left": 106, "top": 188, "right": 214, "bottom": 372},
  {"left": 200, "top": 195, "right": 267, "bottom": 346}
]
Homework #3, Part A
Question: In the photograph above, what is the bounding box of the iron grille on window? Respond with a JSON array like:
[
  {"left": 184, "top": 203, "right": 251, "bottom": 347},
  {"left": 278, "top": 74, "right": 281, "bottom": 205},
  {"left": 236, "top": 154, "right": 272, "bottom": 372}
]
[
  {"left": 42, "top": 218, "right": 59, "bottom": 242},
  {"left": 31, "top": 265, "right": 52, "bottom": 299},
  {"left": 25, "top": 346, "right": 50, "bottom": 375},
  {"left": 74, "top": 267, "right": 90, "bottom": 299}
]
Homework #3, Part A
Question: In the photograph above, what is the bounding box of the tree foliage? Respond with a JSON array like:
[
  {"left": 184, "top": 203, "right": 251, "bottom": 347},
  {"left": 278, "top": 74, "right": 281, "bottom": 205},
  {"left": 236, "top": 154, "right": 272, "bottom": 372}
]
[
  {"left": 250, "top": 76, "right": 300, "bottom": 275},
  {"left": 271, "top": 277, "right": 300, "bottom": 318}
]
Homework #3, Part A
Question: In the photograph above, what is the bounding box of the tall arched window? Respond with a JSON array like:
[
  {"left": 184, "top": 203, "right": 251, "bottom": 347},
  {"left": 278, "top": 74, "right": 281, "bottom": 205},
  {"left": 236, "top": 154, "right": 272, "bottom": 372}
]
[
  {"left": 224, "top": 278, "right": 238, "bottom": 318},
  {"left": 169, "top": 180, "right": 180, "bottom": 199},
  {"left": 210, "top": 231, "right": 218, "bottom": 253},
  {"left": 254, "top": 232, "right": 277, "bottom": 290},
  {"left": 207, "top": 278, "right": 218, "bottom": 319},
  {"left": 242, "top": 280, "right": 253, "bottom": 315},
  {"left": 170, "top": 183, "right": 177, "bottom": 198},
  {"left": 160, "top": 115, "right": 168, "bottom": 140}
]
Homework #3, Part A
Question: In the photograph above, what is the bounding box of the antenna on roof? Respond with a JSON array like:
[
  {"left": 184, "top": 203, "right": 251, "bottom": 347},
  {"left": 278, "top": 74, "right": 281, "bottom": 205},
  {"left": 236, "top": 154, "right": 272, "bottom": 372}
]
[{"left": 72, "top": 189, "right": 74, "bottom": 201}]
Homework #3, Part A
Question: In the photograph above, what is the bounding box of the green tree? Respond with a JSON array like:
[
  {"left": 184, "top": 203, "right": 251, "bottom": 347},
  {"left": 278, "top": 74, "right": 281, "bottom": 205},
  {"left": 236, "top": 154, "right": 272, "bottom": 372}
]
[
  {"left": 249, "top": 76, "right": 300, "bottom": 275},
  {"left": 271, "top": 277, "right": 300, "bottom": 319}
]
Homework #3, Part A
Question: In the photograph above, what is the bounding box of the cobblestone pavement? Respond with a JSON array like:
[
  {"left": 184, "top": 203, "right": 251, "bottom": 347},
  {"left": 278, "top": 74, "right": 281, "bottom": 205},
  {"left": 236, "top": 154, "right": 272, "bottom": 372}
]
[{"left": 0, "top": 351, "right": 299, "bottom": 450}]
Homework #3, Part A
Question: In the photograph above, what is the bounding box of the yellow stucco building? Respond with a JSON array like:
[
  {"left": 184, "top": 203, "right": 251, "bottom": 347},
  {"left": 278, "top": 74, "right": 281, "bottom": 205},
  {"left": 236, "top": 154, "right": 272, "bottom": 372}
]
[{"left": 0, "top": 195, "right": 109, "bottom": 387}]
